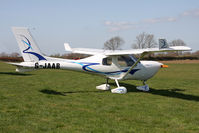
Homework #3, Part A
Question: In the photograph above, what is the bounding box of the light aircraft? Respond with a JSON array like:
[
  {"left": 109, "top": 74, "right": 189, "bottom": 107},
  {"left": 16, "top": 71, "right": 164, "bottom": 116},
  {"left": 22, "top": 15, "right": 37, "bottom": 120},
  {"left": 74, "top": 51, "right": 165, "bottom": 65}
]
[{"left": 10, "top": 27, "right": 191, "bottom": 94}]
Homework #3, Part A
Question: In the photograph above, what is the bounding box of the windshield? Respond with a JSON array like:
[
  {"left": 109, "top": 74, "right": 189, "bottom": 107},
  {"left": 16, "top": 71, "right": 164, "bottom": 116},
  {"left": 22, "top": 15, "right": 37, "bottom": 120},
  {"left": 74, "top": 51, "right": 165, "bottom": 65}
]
[{"left": 118, "top": 55, "right": 137, "bottom": 67}]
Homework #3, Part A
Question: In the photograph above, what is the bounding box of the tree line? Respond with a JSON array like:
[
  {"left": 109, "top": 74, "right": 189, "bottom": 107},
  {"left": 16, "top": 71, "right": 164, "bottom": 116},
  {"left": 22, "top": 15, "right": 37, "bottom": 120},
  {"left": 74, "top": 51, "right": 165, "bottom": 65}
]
[{"left": 103, "top": 32, "right": 187, "bottom": 50}]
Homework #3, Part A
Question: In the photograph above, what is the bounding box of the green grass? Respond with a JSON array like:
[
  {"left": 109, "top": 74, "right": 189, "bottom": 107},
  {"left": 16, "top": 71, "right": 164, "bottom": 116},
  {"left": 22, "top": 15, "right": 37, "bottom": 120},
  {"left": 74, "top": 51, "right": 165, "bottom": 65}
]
[{"left": 0, "top": 61, "right": 199, "bottom": 133}]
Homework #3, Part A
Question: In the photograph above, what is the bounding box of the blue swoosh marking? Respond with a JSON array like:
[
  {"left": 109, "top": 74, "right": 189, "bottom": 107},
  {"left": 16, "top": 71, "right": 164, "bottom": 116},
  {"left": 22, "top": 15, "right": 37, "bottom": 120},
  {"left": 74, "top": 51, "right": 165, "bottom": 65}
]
[
  {"left": 72, "top": 61, "right": 140, "bottom": 75},
  {"left": 21, "top": 35, "right": 46, "bottom": 61},
  {"left": 22, "top": 40, "right": 32, "bottom": 49}
]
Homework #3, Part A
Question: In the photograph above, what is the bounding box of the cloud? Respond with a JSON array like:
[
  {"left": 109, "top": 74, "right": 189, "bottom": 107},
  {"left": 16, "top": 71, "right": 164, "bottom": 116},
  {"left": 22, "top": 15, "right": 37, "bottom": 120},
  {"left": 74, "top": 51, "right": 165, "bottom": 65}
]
[
  {"left": 143, "top": 17, "right": 177, "bottom": 24},
  {"left": 182, "top": 8, "right": 199, "bottom": 17},
  {"left": 105, "top": 17, "right": 177, "bottom": 32},
  {"left": 104, "top": 17, "right": 176, "bottom": 32},
  {"left": 105, "top": 8, "right": 199, "bottom": 32},
  {"left": 104, "top": 21, "right": 137, "bottom": 32}
]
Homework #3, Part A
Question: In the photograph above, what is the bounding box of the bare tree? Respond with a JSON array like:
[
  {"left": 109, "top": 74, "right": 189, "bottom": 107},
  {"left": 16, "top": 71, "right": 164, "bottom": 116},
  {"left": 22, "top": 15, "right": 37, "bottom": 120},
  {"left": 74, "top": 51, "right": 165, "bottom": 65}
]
[
  {"left": 132, "top": 32, "right": 157, "bottom": 49},
  {"left": 0, "top": 52, "right": 8, "bottom": 57},
  {"left": 169, "top": 39, "right": 186, "bottom": 46},
  {"left": 10, "top": 52, "right": 20, "bottom": 57},
  {"left": 104, "top": 36, "right": 125, "bottom": 50},
  {"left": 193, "top": 50, "right": 199, "bottom": 58}
]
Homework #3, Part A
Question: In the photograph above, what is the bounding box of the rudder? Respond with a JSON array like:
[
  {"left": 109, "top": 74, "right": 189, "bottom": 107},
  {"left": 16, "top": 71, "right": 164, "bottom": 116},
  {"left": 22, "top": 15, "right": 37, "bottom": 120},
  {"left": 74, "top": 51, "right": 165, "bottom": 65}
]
[{"left": 12, "top": 27, "right": 46, "bottom": 62}]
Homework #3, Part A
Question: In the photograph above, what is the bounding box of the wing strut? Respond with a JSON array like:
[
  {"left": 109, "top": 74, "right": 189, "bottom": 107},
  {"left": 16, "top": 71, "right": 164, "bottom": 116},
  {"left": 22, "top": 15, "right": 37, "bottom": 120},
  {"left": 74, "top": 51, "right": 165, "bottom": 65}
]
[{"left": 119, "top": 52, "right": 148, "bottom": 80}]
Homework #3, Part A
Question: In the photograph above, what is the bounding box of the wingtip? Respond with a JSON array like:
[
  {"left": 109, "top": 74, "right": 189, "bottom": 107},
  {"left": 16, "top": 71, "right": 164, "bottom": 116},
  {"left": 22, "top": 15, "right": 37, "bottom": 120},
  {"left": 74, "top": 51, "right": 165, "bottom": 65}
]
[{"left": 64, "top": 43, "right": 72, "bottom": 51}]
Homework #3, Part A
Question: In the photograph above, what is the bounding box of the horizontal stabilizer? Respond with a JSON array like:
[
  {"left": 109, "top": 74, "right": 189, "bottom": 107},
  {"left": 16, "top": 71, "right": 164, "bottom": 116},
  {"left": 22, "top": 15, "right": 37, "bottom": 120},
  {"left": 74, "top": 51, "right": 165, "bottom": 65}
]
[
  {"left": 7, "top": 62, "right": 35, "bottom": 68},
  {"left": 7, "top": 62, "right": 36, "bottom": 72}
]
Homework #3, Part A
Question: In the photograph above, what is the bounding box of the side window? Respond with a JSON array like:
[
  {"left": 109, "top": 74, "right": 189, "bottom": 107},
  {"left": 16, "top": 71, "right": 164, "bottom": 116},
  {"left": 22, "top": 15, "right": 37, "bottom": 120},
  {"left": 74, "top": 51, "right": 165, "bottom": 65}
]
[
  {"left": 118, "top": 55, "right": 136, "bottom": 67},
  {"left": 102, "top": 57, "right": 112, "bottom": 65},
  {"left": 118, "top": 56, "right": 128, "bottom": 67}
]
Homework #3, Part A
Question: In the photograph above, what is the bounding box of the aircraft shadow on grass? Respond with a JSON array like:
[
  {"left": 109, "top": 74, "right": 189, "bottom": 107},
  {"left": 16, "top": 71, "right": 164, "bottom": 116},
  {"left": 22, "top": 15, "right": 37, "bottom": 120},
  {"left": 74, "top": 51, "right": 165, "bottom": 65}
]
[
  {"left": 115, "top": 82, "right": 199, "bottom": 102},
  {"left": 40, "top": 89, "right": 104, "bottom": 96},
  {"left": 40, "top": 83, "right": 199, "bottom": 102},
  {"left": 0, "top": 72, "right": 33, "bottom": 76},
  {"left": 40, "top": 89, "right": 67, "bottom": 96}
]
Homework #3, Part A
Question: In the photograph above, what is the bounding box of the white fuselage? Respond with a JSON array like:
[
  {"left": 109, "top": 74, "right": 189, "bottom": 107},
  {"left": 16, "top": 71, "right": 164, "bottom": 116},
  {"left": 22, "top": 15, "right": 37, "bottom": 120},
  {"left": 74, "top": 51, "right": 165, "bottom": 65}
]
[{"left": 21, "top": 54, "right": 163, "bottom": 81}]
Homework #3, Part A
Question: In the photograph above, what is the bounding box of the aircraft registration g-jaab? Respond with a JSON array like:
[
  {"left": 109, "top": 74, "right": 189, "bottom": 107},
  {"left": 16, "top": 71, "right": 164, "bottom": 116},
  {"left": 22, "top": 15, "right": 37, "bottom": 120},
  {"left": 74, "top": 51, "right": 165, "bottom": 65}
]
[{"left": 10, "top": 27, "right": 191, "bottom": 94}]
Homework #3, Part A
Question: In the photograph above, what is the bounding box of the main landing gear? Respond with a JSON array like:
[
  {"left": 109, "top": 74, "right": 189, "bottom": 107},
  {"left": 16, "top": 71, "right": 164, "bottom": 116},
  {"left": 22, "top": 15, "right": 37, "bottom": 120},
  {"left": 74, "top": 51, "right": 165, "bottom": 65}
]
[
  {"left": 96, "top": 78, "right": 110, "bottom": 91},
  {"left": 96, "top": 79, "right": 149, "bottom": 93},
  {"left": 96, "top": 78, "right": 127, "bottom": 94},
  {"left": 136, "top": 81, "right": 150, "bottom": 92}
]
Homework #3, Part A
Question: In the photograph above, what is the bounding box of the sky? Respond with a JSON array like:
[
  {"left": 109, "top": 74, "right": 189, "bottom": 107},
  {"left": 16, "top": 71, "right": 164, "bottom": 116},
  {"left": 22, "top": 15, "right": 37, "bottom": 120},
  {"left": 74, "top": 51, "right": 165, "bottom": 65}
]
[{"left": 0, "top": 0, "right": 199, "bottom": 55}]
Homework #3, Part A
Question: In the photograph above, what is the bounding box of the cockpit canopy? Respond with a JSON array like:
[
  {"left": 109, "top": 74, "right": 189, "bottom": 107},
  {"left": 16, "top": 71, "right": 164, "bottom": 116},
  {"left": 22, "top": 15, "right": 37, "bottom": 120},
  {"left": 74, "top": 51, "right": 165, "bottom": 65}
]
[{"left": 102, "top": 55, "right": 138, "bottom": 67}]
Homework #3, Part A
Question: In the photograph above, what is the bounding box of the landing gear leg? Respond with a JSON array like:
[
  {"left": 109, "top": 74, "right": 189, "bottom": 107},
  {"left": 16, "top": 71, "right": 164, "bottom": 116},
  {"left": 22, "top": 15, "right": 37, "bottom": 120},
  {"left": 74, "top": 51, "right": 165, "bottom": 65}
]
[
  {"left": 96, "top": 78, "right": 110, "bottom": 90},
  {"left": 106, "top": 78, "right": 109, "bottom": 87},
  {"left": 115, "top": 79, "right": 120, "bottom": 87},
  {"left": 143, "top": 81, "right": 146, "bottom": 85},
  {"left": 111, "top": 79, "right": 127, "bottom": 94},
  {"left": 136, "top": 80, "right": 150, "bottom": 91}
]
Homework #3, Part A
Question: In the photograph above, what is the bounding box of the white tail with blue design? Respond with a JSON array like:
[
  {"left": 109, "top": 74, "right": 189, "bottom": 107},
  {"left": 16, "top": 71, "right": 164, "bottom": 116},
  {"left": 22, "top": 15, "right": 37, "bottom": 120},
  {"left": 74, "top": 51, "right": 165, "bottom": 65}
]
[{"left": 12, "top": 27, "right": 46, "bottom": 62}]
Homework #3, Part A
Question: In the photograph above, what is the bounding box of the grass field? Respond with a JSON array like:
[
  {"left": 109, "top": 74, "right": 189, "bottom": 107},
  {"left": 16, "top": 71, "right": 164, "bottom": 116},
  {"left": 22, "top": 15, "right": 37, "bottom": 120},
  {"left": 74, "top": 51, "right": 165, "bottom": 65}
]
[{"left": 0, "top": 61, "right": 199, "bottom": 133}]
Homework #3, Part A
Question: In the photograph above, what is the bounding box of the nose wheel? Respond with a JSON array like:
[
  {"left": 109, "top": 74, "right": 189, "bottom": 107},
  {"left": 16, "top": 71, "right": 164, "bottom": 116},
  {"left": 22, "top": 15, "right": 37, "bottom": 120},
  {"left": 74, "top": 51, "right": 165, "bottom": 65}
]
[{"left": 136, "top": 80, "right": 150, "bottom": 91}]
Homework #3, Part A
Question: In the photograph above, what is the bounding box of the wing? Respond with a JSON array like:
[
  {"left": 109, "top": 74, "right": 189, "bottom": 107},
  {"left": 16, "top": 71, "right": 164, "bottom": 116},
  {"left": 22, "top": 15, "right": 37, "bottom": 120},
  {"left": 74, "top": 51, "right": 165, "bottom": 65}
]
[
  {"left": 105, "top": 46, "right": 192, "bottom": 56},
  {"left": 64, "top": 43, "right": 147, "bottom": 55},
  {"left": 64, "top": 42, "right": 191, "bottom": 56},
  {"left": 64, "top": 43, "right": 106, "bottom": 55}
]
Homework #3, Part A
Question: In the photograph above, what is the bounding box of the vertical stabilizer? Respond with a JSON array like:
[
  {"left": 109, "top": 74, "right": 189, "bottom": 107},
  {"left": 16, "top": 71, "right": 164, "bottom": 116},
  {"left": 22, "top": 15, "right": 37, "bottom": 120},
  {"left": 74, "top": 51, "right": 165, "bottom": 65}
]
[
  {"left": 12, "top": 27, "right": 46, "bottom": 62},
  {"left": 159, "top": 39, "right": 169, "bottom": 49}
]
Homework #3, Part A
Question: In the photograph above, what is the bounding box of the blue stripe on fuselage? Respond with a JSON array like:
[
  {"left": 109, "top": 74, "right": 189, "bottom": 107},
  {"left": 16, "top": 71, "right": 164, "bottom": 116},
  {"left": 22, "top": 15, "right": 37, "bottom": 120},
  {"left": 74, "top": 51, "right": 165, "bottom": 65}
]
[{"left": 72, "top": 61, "right": 140, "bottom": 75}]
